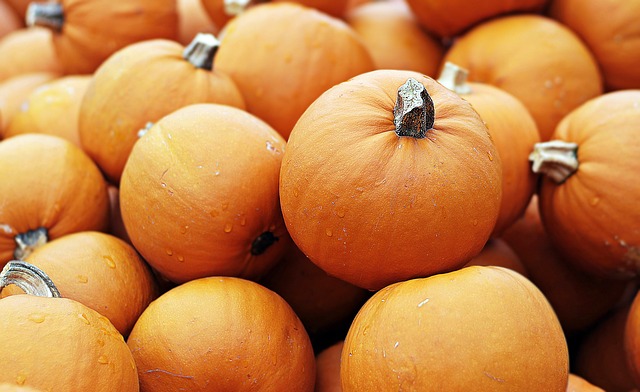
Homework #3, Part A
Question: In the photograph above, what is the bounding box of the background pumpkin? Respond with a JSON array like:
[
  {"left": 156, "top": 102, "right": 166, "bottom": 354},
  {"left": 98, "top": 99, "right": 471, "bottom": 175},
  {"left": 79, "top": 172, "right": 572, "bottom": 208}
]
[
  {"left": 566, "top": 374, "right": 606, "bottom": 392},
  {"left": 315, "top": 340, "right": 344, "bottom": 392},
  {"left": 0, "top": 72, "right": 60, "bottom": 132},
  {"left": 0, "top": 0, "right": 21, "bottom": 39},
  {"left": 464, "top": 238, "right": 528, "bottom": 277},
  {"left": 177, "top": 0, "right": 217, "bottom": 46},
  {"left": 0, "top": 28, "right": 62, "bottom": 83}
]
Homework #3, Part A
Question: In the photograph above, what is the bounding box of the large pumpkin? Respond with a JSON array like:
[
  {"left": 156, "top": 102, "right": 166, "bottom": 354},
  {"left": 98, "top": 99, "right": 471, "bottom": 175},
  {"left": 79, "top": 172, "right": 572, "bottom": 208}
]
[
  {"left": 0, "top": 134, "right": 109, "bottom": 266},
  {"left": 215, "top": 2, "right": 374, "bottom": 139},
  {"left": 26, "top": 0, "right": 178, "bottom": 74},
  {"left": 0, "top": 28, "right": 62, "bottom": 83},
  {"left": 531, "top": 90, "right": 640, "bottom": 279},
  {"left": 341, "top": 266, "right": 569, "bottom": 391},
  {"left": 0, "top": 72, "right": 60, "bottom": 132},
  {"left": 79, "top": 33, "right": 245, "bottom": 183},
  {"left": 280, "top": 69, "right": 502, "bottom": 290},
  {"left": 443, "top": 14, "right": 603, "bottom": 141},
  {"left": 120, "top": 103, "right": 288, "bottom": 283},
  {"left": 127, "top": 276, "right": 316, "bottom": 391}
]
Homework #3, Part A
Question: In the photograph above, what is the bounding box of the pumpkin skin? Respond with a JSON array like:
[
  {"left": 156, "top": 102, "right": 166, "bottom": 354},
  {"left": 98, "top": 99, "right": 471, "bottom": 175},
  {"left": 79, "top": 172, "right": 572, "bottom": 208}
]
[
  {"left": 27, "top": 0, "right": 179, "bottom": 74},
  {"left": 215, "top": 2, "right": 374, "bottom": 139},
  {"left": 120, "top": 104, "right": 288, "bottom": 283},
  {"left": 273, "top": 0, "right": 350, "bottom": 17},
  {"left": 79, "top": 37, "right": 245, "bottom": 183},
  {"left": 0, "top": 295, "right": 138, "bottom": 391},
  {"left": 315, "top": 341, "right": 344, "bottom": 392},
  {"left": 550, "top": 0, "right": 640, "bottom": 91},
  {"left": 465, "top": 238, "right": 528, "bottom": 277},
  {"left": 566, "top": 374, "right": 606, "bottom": 392},
  {"left": 341, "top": 266, "right": 569, "bottom": 391},
  {"left": 177, "top": 0, "right": 217, "bottom": 46},
  {"left": 0, "top": 134, "right": 110, "bottom": 266},
  {"left": 405, "top": 0, "right": 548, "bottom": 38},
  {"left": 127, "top": 276, "right": 316, "bottom": 392},
  {"left": 535, "top": 90, "right": 640, "bottom": 279},
  {"left": 4, "top": 0, "right": 31, "bottom": 18},
  {"left": 626, "top": 293, "right": 640, "bottom": 387},
  {"left": 4, "top": 75, "right": 90, "bottom": 146},
  {"left": 0, "top": 72, "right": 60, "bottom": 132},
  {"left": 0, "top": 1, "right": 21, "bottom": 39},
  {"left": 345, "top": 0, "right": 444, "bottom": 76},
  {"left": 443, "top": 14, "right": 603, "bottom": 141},
  {"left": 280, "top": 69, "right": 502, "bottom": 290},
  {"left": 0, "top": 28, "right": 62, "bottom": 83},
  {"left": 0, "top": 383, "right": 44, "bottom": 392}
]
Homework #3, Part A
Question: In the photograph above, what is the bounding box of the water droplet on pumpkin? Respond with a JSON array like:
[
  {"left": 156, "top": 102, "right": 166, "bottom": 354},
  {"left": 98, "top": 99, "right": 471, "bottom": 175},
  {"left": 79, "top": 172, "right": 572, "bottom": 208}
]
[
  {"left": 266, "top": 140, "right": 277, "bottom": 152},
  {"left": 79, "top": 313, "right": 91, "bottom": 325},
  {"left": 210, "top": 209, "right": 219, "bottom": 218},
  {"left": 224, "top": 223, "right": 233, "bottom": 233},
  {"left": 222, "top": 202, "right": 229, "bottom": 211},
  {"left": 97, "top": 339, "right": 105, "bottom": 347},
  {"left": 177, "top": 255, "right": 185, "bottom": 262},
  {"left": 590, "top": 197, "right": 600, "bottom": 206},
  {"left": 356, "top": 187, "right": 365, "bottom": 193},
  {"left": 161, "top": 182, "right": 167, "bottom": 188},
  {"left": 374, "top": 178, "right": 387, "bottom": 187},
  {"left": 180, "top": 226, "right": 189, "bottom": 234},
  {"left": 16, "top": 373, "right": 26, "bottom": 385},
  {"left": 293, "top": 188, "right": 299, "bottom": 197},
  {"left": 240, "top": 217, "right": 246, "bottom": 226},
  {"left": 98, "top": 355, "right": 109, "bottom": 365},
  {"left": 29, "top": 313, "right": 45, "bottom": 323},
  {"left": 472, "top": 219, "right": 478, "bottom": 226},
  {"left": 76, "top": 274, "right": 89, "bottom": 283},
  {"left": 166, "top": 249, "right": 173, "bottom": 256},
  {"left": 337, "top": 207, "right": 345, "bottom": 218},
  {"left": 326, "top": 229, "right": 333, "bottom": 237},
  {"left": 487, "top": 151, "right": 493, "bottom": 161},
  {"left": 103, "top": 255, "right": 116, "bottom": 269},
  {"left": 362, "top": 326, "right": 369, "bottom": 336},
  {"left": 544, "top": 80, "right": 553, "bottom": 89}
]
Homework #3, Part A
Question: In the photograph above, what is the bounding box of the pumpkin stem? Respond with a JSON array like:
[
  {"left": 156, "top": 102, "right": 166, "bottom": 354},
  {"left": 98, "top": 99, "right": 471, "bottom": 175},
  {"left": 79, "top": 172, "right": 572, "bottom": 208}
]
[
  {"left": 138, "top": 122, "right": 154, "bottom": 138},
  {"left": 26, "top": 2, "right": 64, "bottom": 32},
  {"left": 183, "top": 33, "right": 220, "bottom": 70},
  {"left": 0, "top": 260, "right": 61, "bottom": 298},
  {"left": 251, "top": 231, "right": 278, "bottom": 256},
  {"left": 529, "top": 140, "right": 579, "bottom": 183},
  {"left": 14, "top": 227, "right": 48, "bottom": 260},
  {"left": 224, "top": 0, "right": 252, "bottom": 16},
  {"left": 437, "top": 62, "right": 472, "bottom": 95},
  {"left": 394, "top": 78, "right": 435, "bottom": 139}
]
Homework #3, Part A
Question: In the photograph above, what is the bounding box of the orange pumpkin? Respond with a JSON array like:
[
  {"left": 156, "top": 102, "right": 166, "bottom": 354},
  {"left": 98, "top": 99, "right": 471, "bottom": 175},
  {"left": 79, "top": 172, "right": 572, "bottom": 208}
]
[
  {"left": 341, "top": 266, "right": 569, "bottom": 391},
  {"left": 0, "top": 134, "right": 109, "bottom": 266},
  {"left": 551, "top": 0, "right": 640, "bottom": 91},
  {"left": 0, "top": 1, "right": 21, "bottom": 39},
  {"left": 315, "top": 341, "right": 344, "bottom": 392},
  {"left": 0, "top": 261, "right": 138, "bottom": 391},
  {"left": 26, "top": 0, "right": 178, "bottom": 74},
  {"left": 405, "top": 0, "right": 548, "bottom": 38},
  {"left": 438, "top": 62, "right": 540, "bottom": 234},
  {"left": 0, "top": 383, "right": 44, "bottom": 392},
  {"left": 215, "top": 2, "right": 374, "bottom": 139},
  {"left": 120, "top": 104, "right": 288, "bottom": 283},
  {"left": 465, "top": 238, "right": 528, "bottom": 277},
  {"left": 177, "top": 0, "right": 218, "bottom": 46},
  {"left": 0, "top": 72, "right": 60, "bottom": 132},
  {"left": 626, "top": 293, "right": 640, "bottom": 387},
  {"left": 4, "top": 0, "right": 31, "bottom": 18},
  {"left": 4, "top": 75, "right": 90, "bottom": 146},
  {"left": 345, "top": 0, "right": 444, "bottom": 76},
  {"left": 79, "top": 34, "right": 245, "bottom": 183},
  {"left": 531, "top": 90, "right": 640, "bottom": 279},
  {"left": 127, "top": 276, "right": 316, "bottom": 391},
  {"left": 199, "top": 0, "right": 245, "bottom": 31},
  {"left": 280, "top": 69, "right": 502, "bottom": 290},
  {"left": 0, "top": 28, "right": 62, "bottom": 83},
  {"left": 443, "top": 14, "right": 603, "bottom": 141},
  {"left": 566, "top": 374, "right": 606, "bottom": 392}
]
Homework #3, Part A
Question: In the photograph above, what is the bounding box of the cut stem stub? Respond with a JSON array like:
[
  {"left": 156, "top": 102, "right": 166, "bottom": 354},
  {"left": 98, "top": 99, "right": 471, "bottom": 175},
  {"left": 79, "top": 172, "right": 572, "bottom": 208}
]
[
  {"left": 0, "top": 260, "right": 61, "bottom": 298},
  {"left": 26, "top": 2, "right": 64, "bottom": 31},
  {"left": 14, "top": 227, "right": 48, "bottom": 260},
  {"left": 529, "top": 140, "right": 579, "bottom": 184},
  {"left": 183, "top": 33, "right": 220, "bottom": 70},
  {"left": 437, "top": 62, "right": 472, "bottom": 95},
  {"left": 394, "top": 78, "right": 435, "bottom": 139}
]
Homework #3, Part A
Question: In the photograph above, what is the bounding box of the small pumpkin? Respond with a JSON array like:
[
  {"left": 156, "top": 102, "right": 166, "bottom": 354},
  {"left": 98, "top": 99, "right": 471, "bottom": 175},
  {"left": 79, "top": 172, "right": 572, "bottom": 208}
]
[
  {"left": 26, "top": 0, "right": 179, "bottom": 74},
  {"left": 0, "top": 261, "right": 138, "bottom": 391},
  {"left": 120, "top": 103, "right": 288, "bottom": 283},
  {"left": 443, "top": 14, "right": 603, "bottom": 140},
  {"left": 341, "top": 266, "right": 569, "bottom": 391},
  {"left": 127, "top": 276, "right": 316, "bottom": 391},
  {"left": 79, "top": 33, "right": 245, "bottom": 183},
  {"left": 0, "top": 1, "right": 21, "bottom": 39},
  {"left": 0, "top": 134, "right": 110, "bottom": 266},
  {"left": 0, "top": 72, "right": 60, "bottom": 132},
  {"left": 0, "top": 28, "right": 62, "bottom": 83},
  {"left": 315, "top": 341, "right": 344, "bottom": 392},
  {"left": 4, "top": 75, "right": 90, "bottom": 146},
  {"left": 177, "top": 0, "right": 218, "bottom": 46},
  {"left": 566, "top": 374, "right": 606, "bottom": 392},
  {"left": 531, "top": 90, "right": 640, "bottom": 279},
  {"left": 280, "top": 69, "right": 502, "bottom": 290},
  {"left": 464, "top": 238, "right": 528, "bottom": 277}
]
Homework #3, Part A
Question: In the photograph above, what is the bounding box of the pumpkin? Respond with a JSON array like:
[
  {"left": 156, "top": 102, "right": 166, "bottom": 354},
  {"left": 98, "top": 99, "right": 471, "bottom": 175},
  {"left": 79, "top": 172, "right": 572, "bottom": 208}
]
[
  {"left": 0, "top": 72, "right": 60, "bottom": 132},
  {"left": 199, "top": 0, "right": 246, "bottom": 31},
  {"left": 79, "top": 33, "right": 245, "bottom": 183},
  {"left": 550, "top": 0, "right": 640, "bottom": 91},
  {"left": 464, "top": 238, "right": 528, "bottom": 277},
  {"left": 177, "top": 0, "right": 218, "bottom": 46},
  {"left": 0, "top": 1, "right": 21, "bottom": 39},
  {"left": 127, "top": 276, "right": 316, "bottom": 391},
  {"left": 345, "top": 0, "right": 444, "bottom": 76},
  {"left": 438, "top": 62, "right": 540, "bottom": 234},
  {"left": 0, "top": 261, "right": 138, "bottom": 391},
  {"left": 566, "top": 374, "right": 606, "bottom": 392},
  {"left": 0, "top": 28, "right": 62, "bottom": 83},
  {"left": 1, "top": 232, "right": 157, "bottom": 336},
  {"left": 0, "top": 134, "right": 110, "bottom": 266},
  {"left": 26, "top": 0, "right": 179, "bottom": 74},
  {"left": 3, "top": 0, "right": 31, "bottom": 18},
  {"left": 315, "top": 340, "right": 344, "bottom": 392},
  {"left": 404, "top": 0, "right": 548, "bottom": 38},
  {"left": 4, "top": 75, "right": 90, "bottom": 146},
  {"left": 626, "top": 293, "right": 640, "bottom": 387},
  {"left": 120, "top": 103, "right": 288, "bottom": 283},
  {"left": 531, "top": 90, "right": 640, "bottom": 279},
  {"left": 215, "top": 2, "right": 374, "bottom": 139},
  {"left": 341, "top": 266, "right": 569, "bottom": 391},
  {"left": 443, "top": 14, "right": 603, "bottom": 141},
  {"left": 272, "top": 0, "right": 350, "bottom": 17},
  {"left": 501, "top": 197, "right": 630, "bottom": 332},
  {"left": 280, "top": 69, "right": 502, "bottom": 290}
]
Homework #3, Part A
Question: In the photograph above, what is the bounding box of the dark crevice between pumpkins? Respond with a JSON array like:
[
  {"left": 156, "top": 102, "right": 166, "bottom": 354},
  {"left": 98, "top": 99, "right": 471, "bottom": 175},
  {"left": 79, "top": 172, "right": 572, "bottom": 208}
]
[
  {"left": 394, "top": 78, "right": 435, "bottom": 139},
  {"left": 27, "top": 2, "right": 65, "bottom": 31},
  {"left": 183, "top": 33, "right": 220, "bottom": 70},
  {"left": 251, "top": 231, "right": 278, "bottom": 256},
  {"left": 14, "top": 227, "right": 48, "bottom": 260},
  {"left": 0, "top": 260, "right": 61, "bottom": 298}
]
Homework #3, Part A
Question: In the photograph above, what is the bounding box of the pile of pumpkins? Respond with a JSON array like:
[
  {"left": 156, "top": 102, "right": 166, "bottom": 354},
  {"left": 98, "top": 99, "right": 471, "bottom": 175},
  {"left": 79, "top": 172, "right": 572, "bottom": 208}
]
[{"left": 0, "top": 0, "right": 639, "bottom": 390}]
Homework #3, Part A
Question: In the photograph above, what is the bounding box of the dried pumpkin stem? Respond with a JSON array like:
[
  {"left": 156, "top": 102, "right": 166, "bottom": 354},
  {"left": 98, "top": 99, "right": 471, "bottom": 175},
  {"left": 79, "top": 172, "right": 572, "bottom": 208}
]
[
  {"left": 437, "top": 62, "right": 472, "bottom": 95},
  {"left": 529, "top": 140, "right": 579, "bottom": 184},
  {"left": 224, "top": 0, "right": 252, "bottom": 16},
  {"left": 394, "top": 78, "right": 435, "bottom": 139},
  {"left": 0, "top": 260, "right": 61, "bottom": 298},
  {"left": 183, "top": 33, "right": 220, "bottom": 70},
  {"left": 14, "top": 227, "right": 48, "bottom": 260},
  {"left": 26, "top": 2, "right": 64, "bottom": 32}
]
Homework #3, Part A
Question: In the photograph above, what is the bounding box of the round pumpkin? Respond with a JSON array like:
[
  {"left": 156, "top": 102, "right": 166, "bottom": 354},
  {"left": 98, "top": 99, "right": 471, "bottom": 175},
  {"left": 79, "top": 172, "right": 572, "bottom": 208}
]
[
  {"left": 120, "top": 103, "right": 288, "bottom": 283},
  {"left": 341, "top": 266, "right": 569, "bottom": 391},
  {"left": 127, "top": 276, "right": 316, "bottom": 391},
  {"left": 531, "top": 90, "right": 640, "bottom": 279},
  {"left": 0, "top": 1, "right": 21, "bottom": 40},
  {"left": 215, "top": 2, "right": 374, "bottom": 139},
  {"left": 280, "top": 69, "right": 502, "bottom": 290},
  {"left": 437, "top": 62, "right": 540, "bottom": 235},
  {"left": 464, "top": 238, "right": 528, "bottom": 277},
  {"left": 177, "top": 0, "right": 218, "bottom": 46},
  {"left": 443, "top": 14, "right": 603, "bottom": 141},
  {"left": 199, "top": 0, "right": 245, "bottom": 31},
  {"left": 315, "top": 340, "right": 344, "bottom": 392},
  {"left": 345, "top": 0, "right": 444, "bottom": 76},
  {"left": 626, "top": 293, "right": 640, "bottom": 387},
  {"left": 0, "top": 134, "right": 110, "bottom": 266},
  {"left": 550, "top": 0, "right": 640, "bottom": 91},
  {"left": 79, "top": 34, "right": 245, "bottom": 183},
  {"left": 566, "top": 374, "right": 606, "bottom": 392},
  {"left": 0, "top": 72, "right": 60, "bottom": 132},
  {"left": 4, "top": 75, "right": 90, "bottom": 146},
  {"left": 26, "top": 0, "right": 178, "bottom": 74},
  {"left": 0, "top": 28, "right": 62, "bottom": 83}
]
